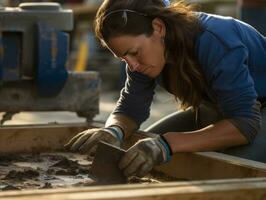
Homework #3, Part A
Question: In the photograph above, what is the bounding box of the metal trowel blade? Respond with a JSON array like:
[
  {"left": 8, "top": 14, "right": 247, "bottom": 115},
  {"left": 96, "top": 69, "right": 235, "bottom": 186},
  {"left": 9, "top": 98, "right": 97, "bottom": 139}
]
[{"left": 90, "top": 141, "right": 127, "bottom": 184}]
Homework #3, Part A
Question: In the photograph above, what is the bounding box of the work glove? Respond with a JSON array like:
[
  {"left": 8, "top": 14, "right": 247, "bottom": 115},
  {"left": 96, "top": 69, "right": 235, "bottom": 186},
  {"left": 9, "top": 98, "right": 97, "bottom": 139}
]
[
  {"left": 119, "top": 136, "right": 172, "bottom": 178},
  {"left": 64, "top": 126, "right": 124, "bottom": 155}
]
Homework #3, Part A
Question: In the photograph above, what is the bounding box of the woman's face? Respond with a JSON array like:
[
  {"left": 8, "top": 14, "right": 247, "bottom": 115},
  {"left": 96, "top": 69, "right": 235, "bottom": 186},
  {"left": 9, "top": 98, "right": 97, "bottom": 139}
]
[{"left": 106, "top": 18, "right": 166, "bottom": 78}]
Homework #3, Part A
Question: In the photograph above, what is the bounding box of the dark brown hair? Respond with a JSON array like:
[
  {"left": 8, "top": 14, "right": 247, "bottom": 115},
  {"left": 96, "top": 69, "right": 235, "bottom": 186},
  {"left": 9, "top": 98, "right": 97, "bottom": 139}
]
[{"left": 94, "top": 0, "right": 205, "bottom": 109}]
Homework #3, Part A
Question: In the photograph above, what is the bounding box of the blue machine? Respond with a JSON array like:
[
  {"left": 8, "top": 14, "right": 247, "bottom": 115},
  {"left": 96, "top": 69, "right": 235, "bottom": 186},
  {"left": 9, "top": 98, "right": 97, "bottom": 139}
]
[
  {"left": 36, "top": 23, "right": 68, "bottom": 96},
  {"left": 0, "top": 3, "right": 100, "bottom": 124},
  {"left": 0, "top": 2, "right": 71, "bottom": 96},
  {"left": 0, "top": 23, "right": 68, "bottom": 96}
]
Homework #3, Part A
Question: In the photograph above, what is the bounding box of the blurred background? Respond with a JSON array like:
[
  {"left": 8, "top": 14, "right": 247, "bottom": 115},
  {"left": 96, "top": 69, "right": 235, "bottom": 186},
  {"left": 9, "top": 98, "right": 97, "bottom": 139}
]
[{"left": 0, "top": 0, "right": 265, "bottom": 129}]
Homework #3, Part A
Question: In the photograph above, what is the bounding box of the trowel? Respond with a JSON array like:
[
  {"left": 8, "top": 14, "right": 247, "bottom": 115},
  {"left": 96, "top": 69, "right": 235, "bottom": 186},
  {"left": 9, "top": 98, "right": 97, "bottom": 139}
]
[{"left": 90, "top": 141, "right": 127, "bottom": 184}]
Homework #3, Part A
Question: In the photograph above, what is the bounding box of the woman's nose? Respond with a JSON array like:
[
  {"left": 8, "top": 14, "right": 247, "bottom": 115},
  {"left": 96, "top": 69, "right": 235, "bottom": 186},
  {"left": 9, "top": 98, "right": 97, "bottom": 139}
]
[{"left": 125, "top": 57, "right": 140, "bottom": 72}]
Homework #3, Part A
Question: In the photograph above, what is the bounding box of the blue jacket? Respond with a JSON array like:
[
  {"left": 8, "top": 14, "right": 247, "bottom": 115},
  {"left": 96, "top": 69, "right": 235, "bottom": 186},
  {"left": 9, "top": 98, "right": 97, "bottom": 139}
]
[{"left": 113, "top": 12, "right": 266, "bottom": 142}]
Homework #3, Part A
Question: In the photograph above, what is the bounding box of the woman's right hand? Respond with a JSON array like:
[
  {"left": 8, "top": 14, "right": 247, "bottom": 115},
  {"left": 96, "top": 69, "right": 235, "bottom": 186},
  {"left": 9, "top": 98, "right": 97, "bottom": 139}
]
[{"left": 64, "top": 127, "right": 123, "bottom": 156}]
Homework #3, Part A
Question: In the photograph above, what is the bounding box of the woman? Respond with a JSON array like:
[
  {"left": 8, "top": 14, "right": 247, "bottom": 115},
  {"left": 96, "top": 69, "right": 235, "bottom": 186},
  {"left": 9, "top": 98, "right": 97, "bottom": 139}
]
[{"left": 65, "top": 0, "right": 266, "bottom": 178}]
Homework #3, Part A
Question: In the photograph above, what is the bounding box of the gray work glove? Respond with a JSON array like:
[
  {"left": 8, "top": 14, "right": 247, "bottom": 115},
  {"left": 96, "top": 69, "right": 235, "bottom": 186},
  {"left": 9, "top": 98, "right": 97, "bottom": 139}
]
[
  {"left": 119, "top": 136, "right": 172, "bottom": 178},
  {"left": 64, "top": 126, "right": 124, "bottom": 155}
]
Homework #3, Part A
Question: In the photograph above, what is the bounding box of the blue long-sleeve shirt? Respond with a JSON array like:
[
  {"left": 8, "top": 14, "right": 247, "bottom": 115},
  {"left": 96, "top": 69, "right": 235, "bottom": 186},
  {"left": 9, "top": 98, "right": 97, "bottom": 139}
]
[{"left": 112, "top": 12, "right": 266, "bottom": 142}]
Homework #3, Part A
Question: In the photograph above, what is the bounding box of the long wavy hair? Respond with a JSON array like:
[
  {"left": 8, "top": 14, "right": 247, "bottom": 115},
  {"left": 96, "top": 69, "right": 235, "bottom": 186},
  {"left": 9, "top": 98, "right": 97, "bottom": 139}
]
[{"left": 94, "top": 0, "right": 205, "bottom": 109}]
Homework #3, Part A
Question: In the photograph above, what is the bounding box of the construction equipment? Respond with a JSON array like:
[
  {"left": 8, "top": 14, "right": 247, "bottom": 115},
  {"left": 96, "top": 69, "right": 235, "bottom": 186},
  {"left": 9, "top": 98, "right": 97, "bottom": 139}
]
[{"left": 0, "top": 2, "right": 100, "bottom": 124}]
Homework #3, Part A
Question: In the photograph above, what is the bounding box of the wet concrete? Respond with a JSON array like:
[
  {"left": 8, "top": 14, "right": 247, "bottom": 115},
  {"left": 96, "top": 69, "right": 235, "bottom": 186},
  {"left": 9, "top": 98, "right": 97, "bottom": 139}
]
[
  {"left": 0, "top": 152, "right": 165, "bottom": 191},
  {"left": 0, "top": 153, "right": 94, "bottom": 191}
]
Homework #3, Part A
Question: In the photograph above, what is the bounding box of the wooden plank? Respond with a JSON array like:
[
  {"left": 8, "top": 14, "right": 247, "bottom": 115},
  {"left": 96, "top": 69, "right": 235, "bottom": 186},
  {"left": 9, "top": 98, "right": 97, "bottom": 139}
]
[
  {"left": 1, "top": 178, "right": 266, "bottom": 200},
  {"left": 0, "top": 122, "right": 101, "bottom": 153},
  {"left": 155, "top": 152, "right": 266, "bottom": 180},
  {"left": 1, "top": 124, "right": 266, "bottom": 181}
]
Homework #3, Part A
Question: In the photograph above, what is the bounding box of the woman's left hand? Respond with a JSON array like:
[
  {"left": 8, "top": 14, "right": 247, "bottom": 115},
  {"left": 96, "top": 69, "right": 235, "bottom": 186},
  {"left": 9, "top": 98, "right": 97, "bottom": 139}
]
[{"left": 119, "top": 136, "right": 171, "bottom": 177}]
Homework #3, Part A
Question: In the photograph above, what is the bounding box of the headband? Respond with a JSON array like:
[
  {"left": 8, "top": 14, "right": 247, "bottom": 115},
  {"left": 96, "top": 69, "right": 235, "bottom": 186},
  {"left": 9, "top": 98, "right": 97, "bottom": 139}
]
[
  {"left": 103, "top": 0, "right": 170, "bottom": 24},
  {"left": 103, "top": 9, "right": 147, "bottom": 21}
]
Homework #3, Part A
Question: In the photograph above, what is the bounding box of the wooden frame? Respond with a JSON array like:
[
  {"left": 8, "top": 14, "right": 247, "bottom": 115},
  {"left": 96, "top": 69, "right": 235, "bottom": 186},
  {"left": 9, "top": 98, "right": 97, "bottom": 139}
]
[
  {"left": 0, "top": 123, "right": 91, "bottom": 153},
  {"left": 1, "top": 123, "right": 266, "bottom": 199}
]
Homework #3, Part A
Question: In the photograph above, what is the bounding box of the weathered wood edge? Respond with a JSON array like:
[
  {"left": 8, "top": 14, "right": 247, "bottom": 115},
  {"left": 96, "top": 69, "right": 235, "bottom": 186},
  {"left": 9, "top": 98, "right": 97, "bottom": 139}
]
[{"left": 1, "top": 178, "right": 266, "bottom": 200}]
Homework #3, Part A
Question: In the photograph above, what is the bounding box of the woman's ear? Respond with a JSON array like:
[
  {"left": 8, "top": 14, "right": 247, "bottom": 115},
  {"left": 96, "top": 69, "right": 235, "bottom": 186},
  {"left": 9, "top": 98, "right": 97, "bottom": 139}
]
[{"left": 152, "top": 18, "right": 166, "bottom": 38}]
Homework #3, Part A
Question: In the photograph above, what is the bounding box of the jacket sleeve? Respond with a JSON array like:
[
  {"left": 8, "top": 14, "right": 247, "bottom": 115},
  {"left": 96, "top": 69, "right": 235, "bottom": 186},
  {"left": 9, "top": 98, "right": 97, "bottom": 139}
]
[
  {"left": 215, "top": 47, "right": 261, "bottom": 142},
  {"left": 112, "top": 65, "right": 156, "bottom": 127},
  {"left": 197, "top": 32, "right": 261, "bottom": 142}
]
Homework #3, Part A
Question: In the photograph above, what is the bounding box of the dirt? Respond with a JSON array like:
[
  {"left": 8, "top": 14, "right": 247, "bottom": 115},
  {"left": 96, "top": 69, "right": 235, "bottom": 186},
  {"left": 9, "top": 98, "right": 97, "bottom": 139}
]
[
  {"left": 5, "top": 169, "right": 40, "bottom": 180},
  {"left": 0, "top": 153, "right": 94, "bottom": 191},
  {"left": 0, "top": 153, "right": 165, "bottom": 191}
]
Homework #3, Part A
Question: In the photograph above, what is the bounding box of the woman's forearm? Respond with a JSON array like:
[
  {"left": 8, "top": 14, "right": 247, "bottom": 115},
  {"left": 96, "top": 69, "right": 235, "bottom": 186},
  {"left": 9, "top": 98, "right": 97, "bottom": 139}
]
[{"left": 163, "top": 119, "right": 248, "bottom": 153}]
